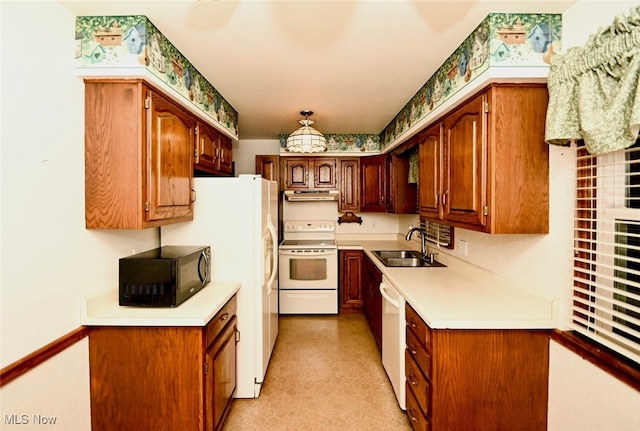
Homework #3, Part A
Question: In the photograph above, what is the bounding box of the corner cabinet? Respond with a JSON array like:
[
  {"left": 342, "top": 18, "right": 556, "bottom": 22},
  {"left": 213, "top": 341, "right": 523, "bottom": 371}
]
[
  {"left": 405, "top": 303, "right": 549, "bottom": 431},
  {"left": 84, "top": 79, "right": 195, "bottom": 229},
  {"left": 195, "top": 121, "right": 233, "bottom": 176},
  {"left": 89, "top": 295, "right": 238, "bottom": 431},
  {"left": 419, "top": 83, "right": 549, "bottom": 233},
  {"left": 360, "top": 155, "right": 387, "bottom": 212}
]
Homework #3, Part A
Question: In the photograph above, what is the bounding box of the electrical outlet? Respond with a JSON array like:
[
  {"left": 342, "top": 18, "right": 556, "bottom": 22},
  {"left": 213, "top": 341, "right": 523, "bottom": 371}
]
[{"left": 459, "top": 240, "right": 468, "bottom": 256}]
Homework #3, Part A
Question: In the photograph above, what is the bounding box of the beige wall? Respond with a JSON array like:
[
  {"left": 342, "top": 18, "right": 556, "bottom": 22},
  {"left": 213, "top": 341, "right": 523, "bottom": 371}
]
[{"left": 1, "top": 2, "right": 157, "bottom": 429}]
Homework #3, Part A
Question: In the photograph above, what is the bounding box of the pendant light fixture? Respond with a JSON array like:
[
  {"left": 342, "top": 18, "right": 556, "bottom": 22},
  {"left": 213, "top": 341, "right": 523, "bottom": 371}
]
[{"left": 285, "top": 110, "right": 327, "bottom": 153}]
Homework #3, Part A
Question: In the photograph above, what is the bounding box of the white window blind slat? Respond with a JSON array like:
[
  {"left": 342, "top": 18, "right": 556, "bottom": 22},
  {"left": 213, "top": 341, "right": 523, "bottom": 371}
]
[{"left": 572, "top": 138, "right": 640, "bottom": 365}]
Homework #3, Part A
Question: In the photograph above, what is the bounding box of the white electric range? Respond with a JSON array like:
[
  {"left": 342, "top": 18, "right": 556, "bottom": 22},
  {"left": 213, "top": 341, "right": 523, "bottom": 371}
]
[{"left": 278, "top": 220, "right": 338, "bottom": 314}]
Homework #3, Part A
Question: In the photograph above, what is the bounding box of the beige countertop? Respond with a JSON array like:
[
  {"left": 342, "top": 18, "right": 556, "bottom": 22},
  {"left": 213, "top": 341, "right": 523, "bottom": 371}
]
[
  {"left": 338, "top": 238, "right": 558, "bottom": 330},
  {"left": 81, "top": 280, "right": 240, "bottom": 326}
]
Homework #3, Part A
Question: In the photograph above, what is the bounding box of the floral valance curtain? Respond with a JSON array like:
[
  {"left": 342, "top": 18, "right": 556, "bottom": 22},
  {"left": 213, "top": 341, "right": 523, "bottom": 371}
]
[{"left": 545, "top": 6, "right": 640, "bottom": 155}]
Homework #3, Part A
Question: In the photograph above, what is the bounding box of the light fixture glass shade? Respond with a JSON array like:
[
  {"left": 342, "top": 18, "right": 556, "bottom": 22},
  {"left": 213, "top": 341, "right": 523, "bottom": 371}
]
[{"left": 285, "top": 115, "right": 327, "bottom": 153}]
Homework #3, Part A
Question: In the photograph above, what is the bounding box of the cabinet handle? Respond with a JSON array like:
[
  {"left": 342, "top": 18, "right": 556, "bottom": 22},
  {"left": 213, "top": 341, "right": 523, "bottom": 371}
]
[
  {"left": 408, "top": 343, "right": 418, "bottom": 355},
  {"left": 409, "top": 318, "right": 418, "bottom": 329},
  {"left": 435, "top": 192, "right": 439, "bottom": 205},
  {"left": 408, "top": 373, "right": 418, "bottom": 386},
  {"left": 409, "top": 408, "right": 419, "bottom": 423},
  {"left": 442, "top": 190, "right": 448, "bottom": 207},
  {"left": 192, "top": 188, "right": 197, "bottom": 203},
  {"left": 220, "top": 312, "right": 229, "bottom": 322}
]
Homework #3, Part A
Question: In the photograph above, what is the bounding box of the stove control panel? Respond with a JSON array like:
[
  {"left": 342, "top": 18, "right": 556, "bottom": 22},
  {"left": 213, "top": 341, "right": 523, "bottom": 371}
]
[{"left": 283, "top": 220, "right": 335, "bottom": 233}]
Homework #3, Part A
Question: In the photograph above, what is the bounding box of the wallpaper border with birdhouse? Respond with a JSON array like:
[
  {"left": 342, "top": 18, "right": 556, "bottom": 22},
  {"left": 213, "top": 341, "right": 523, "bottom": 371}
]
[
  {"left": 380, "top": 12, "right": 562, "bottom": 149},
  {"left": 75, "top": 15, "right": 239, "bottom": 139}
]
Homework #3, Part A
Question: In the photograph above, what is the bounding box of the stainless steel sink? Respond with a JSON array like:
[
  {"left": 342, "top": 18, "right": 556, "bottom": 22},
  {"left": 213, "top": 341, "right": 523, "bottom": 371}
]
[{"left": 371, "top": 250, "right": 446, "bottom": 268}]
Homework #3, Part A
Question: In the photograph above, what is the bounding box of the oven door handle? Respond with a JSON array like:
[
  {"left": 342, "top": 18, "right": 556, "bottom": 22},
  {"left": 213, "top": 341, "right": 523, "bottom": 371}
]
[{"left": 278, "top": 249, "right": 337, "bottom": 256}]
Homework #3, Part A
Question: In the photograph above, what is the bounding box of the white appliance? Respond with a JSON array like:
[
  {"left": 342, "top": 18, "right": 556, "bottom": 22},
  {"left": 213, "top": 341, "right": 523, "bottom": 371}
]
[
  {"left": 161, "top": 175, "right": 279, "bottom": 398},
  {"left": 278, "top": 220, "right": 338, "bottom": 314},
  {"left": 380, "top": 276, "right": 406, "bottom": 410}
]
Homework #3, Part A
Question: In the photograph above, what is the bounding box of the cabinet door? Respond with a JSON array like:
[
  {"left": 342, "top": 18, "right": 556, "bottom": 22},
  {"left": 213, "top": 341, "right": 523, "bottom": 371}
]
[
  {"left": 284, "top": 158, "right": 310, "bottom": 189},
  {"left": 205, "top": 316, "right": 237, "bottom": 431},
  {"left": 360, "top": 155, "right": 387, "bottom": 212},
  {"left": 442, "top": 92, "right": 487, "bottom": 227},
  {"left": 419, "top": 123, "right": 443, "bottom": 220},
  {"left": 217, "top": 134, "right": 233, "bottom": 175},
  {"left": 339, "top": 158, "right": 360, "bottom": 212},
  {"left": 195, "top": 122, "right": 219, "bottom": 173},
  {"left": 339, "top": 250, "right": 363, "bottom": 310},
  {"left": 147, "top": 89, "right": 195, "bottom": 222},
  {"left": 312, "top": 158, "right": 338, "bottom": 189},
  {"left": 256, "top": 155, "right": 281, "bottom": 183}
]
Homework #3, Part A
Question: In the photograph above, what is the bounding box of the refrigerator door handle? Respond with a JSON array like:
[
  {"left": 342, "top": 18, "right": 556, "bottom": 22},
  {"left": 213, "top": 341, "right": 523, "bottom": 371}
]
[{"left": 266, "top": 219, "right": 278, "bottom": 294}]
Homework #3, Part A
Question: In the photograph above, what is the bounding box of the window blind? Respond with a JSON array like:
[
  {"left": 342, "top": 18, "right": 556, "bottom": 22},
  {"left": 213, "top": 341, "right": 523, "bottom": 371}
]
[
  {"left": 419, "top": 220, "right": 453, "bottom": 249},
  {"left": 573, "top": 138, "right": 640, "bottom": 364}
]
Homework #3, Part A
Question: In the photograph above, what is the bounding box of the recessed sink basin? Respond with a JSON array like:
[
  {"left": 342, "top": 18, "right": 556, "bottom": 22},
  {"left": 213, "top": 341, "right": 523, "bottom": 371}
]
[
  {"left": 373, "top": 250, "right": 422, "bottom": 259},
  {"left": 371, "top": 250, "right": 446, "bottom": 268}
]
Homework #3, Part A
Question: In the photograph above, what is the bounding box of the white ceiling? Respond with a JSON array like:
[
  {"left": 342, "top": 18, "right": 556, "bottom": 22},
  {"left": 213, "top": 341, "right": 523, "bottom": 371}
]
[{"left": 62, "top": 0, "right": 575, "bottom": 139}]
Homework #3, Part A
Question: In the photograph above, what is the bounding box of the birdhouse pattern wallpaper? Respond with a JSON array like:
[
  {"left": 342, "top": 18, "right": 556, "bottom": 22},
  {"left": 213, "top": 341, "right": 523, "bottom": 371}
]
[
  {"left": 75, "top": 15, "right": 239, "bottom": 138},
  {"left": 380, "top": 13, "right": 562, "bottom": 149}
]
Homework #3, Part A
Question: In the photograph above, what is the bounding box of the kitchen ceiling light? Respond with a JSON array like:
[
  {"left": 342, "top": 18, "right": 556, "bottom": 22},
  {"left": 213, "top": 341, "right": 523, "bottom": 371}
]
[{"left": 285, "top": 110, "right": 327, "bottom": 153}]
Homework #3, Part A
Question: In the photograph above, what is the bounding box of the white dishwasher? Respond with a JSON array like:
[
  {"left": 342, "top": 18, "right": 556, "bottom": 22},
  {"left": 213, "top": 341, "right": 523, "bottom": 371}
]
[{"left": 379, "top": 276, "right": 406, "bottom": 410}]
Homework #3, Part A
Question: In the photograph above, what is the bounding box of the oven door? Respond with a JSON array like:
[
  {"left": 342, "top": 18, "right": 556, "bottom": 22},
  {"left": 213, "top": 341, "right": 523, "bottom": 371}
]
[{"left": 278, "top": 248, "right": 338, "bottom": 290}]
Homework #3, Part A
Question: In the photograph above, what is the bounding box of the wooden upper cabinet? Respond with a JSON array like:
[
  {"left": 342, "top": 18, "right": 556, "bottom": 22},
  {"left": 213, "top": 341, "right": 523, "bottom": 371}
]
[
  {"left": 283, "top": 157, "right": 337, "bottom": 190},
  {"left": 255, "top": 155, "right": 281, "bottom": 184},
  {"left": 360, "top": 155, "right": 387, "bottom": 212},
  {"left": 339, "top": 158, "right": 360, "bottom": 212},
  {"left": 283, "top": 157, "right": 310, "bottom": 189},
  {"left": 418, "top": 83, "right": 549, "bottom": 234},
  {"left": 419, "top": 123, "right": 443, "bottom": 220},
  {"left": 312, "top": 158, "right": 338, "bottom": 189},
  {"left": 84, "top": 79, "right": 194, "bottom": 229},
  {"left": 195, "top": 122, "right": 233, "bottom": 176},
  {"left": 442, "top": 91, "right": 487, "bottom": 227}
]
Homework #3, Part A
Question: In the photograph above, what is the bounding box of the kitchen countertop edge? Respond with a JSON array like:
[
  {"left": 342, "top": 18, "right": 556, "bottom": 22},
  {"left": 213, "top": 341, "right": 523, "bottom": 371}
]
[{"left": 81, "top": 280, "right": 241, "bottom": 326}]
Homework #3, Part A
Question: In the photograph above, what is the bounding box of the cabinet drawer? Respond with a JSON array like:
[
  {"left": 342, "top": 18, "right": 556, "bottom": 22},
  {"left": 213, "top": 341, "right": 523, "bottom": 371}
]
[
  {"left": 205, "top": 295, "right": 237, "bottom": 348},
  {"left": 405, "top": 350, "right": 429, "bottom": 417},
  {"left": 406, "top": 304, "right": 430, "bottom": 350},
  {"left": 406, "top": 381, "right": 429, "bottom": 431},
  {"left": 406, "top": 328, "right": 430, "bottom": 380}
]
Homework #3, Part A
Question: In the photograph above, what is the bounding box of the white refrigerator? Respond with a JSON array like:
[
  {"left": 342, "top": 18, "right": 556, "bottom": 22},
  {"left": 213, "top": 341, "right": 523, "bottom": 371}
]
[{"left": 161, "top": 175, "right": 279, "bottom": 398}]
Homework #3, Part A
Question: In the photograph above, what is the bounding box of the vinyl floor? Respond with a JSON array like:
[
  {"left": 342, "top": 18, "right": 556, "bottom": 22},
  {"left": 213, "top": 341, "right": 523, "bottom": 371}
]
[{"left": 221, "top": 313, "right": 412, "bottom": 431}]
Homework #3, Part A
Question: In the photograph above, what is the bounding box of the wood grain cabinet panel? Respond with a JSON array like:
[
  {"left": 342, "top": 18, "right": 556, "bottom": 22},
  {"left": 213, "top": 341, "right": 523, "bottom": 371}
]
[
  {"left": 195, "top": 122, "right": 233, "bottom": 176},
  {"left": 360, "top": 155, "right": 387, "bottom": 212},
  {"left": 418, "top": 83, "right": 549, "bottom": 233},
  {"left": 339, "top": 250, "right": 364, "bottom": 310},
  {"left": 84, "top": 79, "right": 195, "bottom": 229},
  {"left": 405, "top": 303, "right": 550, "bottom": 431},
  {"left": 89, "top": 295, "right": 238, "bottom": 431},
  {"left": 338, "top": 158, "right": 360, "bottom": 212}
]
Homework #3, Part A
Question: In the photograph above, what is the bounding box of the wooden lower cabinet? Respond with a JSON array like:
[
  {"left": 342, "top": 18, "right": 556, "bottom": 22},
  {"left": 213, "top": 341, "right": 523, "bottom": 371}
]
[
  {"left": 405, "top": 303, "right": 549, "bottom": 431},
  {"left": 339, "top": 250, "right": 364, "bottom": 311},
  {"left": 89, "top": 296, "right": 238, "bottom": 431}
]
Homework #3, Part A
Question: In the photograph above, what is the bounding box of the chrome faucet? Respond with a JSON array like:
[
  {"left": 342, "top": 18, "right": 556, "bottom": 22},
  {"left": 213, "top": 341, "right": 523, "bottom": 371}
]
[{"left": 406, "top": 227, "right": 428, "bottom": 257}]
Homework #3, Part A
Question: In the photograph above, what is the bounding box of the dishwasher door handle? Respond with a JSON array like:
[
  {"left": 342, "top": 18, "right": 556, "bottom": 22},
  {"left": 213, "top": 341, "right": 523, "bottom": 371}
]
[{"left": 379, "top": 282, "right": 400, "bottom": 308}]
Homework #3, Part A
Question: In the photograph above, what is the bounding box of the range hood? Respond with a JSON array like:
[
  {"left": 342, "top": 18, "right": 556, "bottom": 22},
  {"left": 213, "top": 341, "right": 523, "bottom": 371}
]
[{"left": 284, "top": 190, "right": 339, "bottom": 202}]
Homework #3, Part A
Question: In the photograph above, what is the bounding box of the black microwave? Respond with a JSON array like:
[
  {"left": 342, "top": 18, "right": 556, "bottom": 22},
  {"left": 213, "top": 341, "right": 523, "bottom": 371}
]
[{"left": 119, "top": 245, "right": 211, "bottom": 307}]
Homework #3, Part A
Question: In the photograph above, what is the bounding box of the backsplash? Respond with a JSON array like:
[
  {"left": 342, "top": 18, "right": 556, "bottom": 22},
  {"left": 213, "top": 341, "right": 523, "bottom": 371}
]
[
  {"left": 75, "top": 15, "right": 239, "bottom": 138},
  {"left": 380, "top": 12, "right": 562, "bottom": 149}
]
